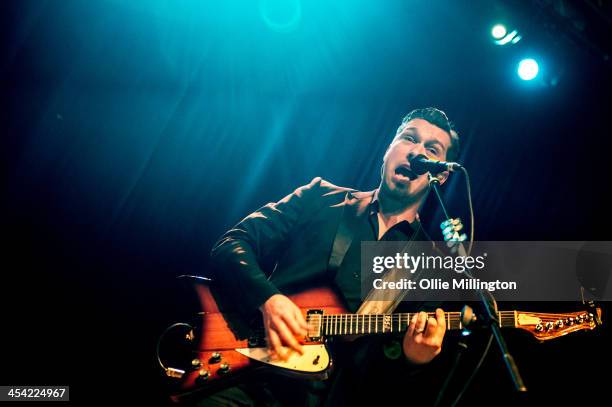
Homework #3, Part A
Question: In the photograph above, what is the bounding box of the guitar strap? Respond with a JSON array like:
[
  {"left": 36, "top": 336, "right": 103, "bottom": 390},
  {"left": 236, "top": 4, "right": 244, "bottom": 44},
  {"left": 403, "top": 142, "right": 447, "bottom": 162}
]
[
  {"left": 356, "top": 223, "right": 426, "bottom": 315},
  {"left": 328, "top": 190, "right": 433, "bottom": 315}
]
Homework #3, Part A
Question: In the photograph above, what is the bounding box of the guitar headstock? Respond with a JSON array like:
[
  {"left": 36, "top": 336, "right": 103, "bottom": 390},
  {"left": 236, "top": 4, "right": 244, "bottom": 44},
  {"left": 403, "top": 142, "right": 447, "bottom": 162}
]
[{"left": 515, "top": 308, "right": 602, "bottom": 341}]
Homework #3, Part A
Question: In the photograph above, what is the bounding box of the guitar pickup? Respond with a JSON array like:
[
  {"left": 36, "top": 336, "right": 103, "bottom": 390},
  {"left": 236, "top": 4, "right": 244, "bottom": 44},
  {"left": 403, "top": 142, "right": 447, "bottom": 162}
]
[{"left": 306, "top": 309, "right": 324, "bottom": 341}]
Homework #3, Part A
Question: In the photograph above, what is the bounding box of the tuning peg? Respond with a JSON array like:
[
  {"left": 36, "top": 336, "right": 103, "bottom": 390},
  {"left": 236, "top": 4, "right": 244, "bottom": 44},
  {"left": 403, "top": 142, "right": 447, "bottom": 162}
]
[
  {"left": 443, "top": 226, "right": 454, "bottom": 235},
  {"left": 555, "top": 320, "right": 564, "bottom": 329}
]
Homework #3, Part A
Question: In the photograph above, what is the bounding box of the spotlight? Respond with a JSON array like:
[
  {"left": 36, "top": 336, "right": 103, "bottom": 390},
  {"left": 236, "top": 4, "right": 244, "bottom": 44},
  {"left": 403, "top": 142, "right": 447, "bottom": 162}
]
[
  {"left": 491, "top": 22, "right": 521, "bottom": 46},
  {"left": 491, "top": 24, "right": 507, "bottom": 40},
  {"left": 517, "top": 58, "right": 539, "bottom": 81}
]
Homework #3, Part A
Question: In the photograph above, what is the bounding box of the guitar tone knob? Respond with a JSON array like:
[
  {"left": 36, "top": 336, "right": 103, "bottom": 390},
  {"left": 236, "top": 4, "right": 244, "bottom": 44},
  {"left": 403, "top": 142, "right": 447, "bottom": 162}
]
[
  {"left": 567, "top": 317, "right": 574, "bottom": 325},
  {"left": 587, "top": 313, "right": 594, "bottom": 322},
  {"left": 535, "top": 323, "right": 544, "bottom": 332},
  {"left": 209, "top": 352, "right": 222, "bottom": 363},
  {"left": 576, "top": 315, "right": 584, "bottom": 323},
  {"left": 218, "top": 362, "right": 230, "bottom": 374},
  {"left": 545, "top": 322, "right": 554, "bottom": 331},
  {"left": 555, "top": 320, "right": 564, "bottom": 328},
  {"left": 191, "top": 358, "right": 201, "bottom": 369},
  {"left": 197, "top": 369, "right": 209, "bottom": 381}
]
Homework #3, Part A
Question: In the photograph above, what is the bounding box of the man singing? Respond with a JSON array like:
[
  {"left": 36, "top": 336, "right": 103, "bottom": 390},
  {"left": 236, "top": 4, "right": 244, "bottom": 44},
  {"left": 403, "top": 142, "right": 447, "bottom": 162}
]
[{"left": 206, "top": 107, "right": 460, "bottom": 406}]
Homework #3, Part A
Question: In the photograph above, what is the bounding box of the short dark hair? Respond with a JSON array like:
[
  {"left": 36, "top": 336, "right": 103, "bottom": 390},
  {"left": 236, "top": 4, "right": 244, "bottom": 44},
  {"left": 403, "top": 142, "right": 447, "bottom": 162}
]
[{"left": 399, "top": 107, "right": 461, "bottom": 162}]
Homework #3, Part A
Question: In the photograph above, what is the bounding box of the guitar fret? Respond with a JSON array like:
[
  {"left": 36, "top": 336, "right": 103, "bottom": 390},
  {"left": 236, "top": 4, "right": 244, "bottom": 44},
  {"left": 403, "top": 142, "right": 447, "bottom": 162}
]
[
  {"left": 316, "top": 309, "right": 584, "bottom": 341},
  {"left": 514, "top": 310, "right": 517, "bottom": 328}
]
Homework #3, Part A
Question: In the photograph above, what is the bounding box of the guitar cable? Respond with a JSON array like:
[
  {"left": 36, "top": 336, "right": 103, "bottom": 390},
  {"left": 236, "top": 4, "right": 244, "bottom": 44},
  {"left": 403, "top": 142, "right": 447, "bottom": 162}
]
[{"left": 156, "top": 322, "right": 194, "bottom": 378}]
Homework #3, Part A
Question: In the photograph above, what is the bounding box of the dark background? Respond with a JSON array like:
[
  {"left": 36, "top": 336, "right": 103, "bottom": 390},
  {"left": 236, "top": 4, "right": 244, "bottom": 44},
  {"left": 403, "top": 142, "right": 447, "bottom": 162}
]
[{"left": 1, "top": 0, "right": 610, "bottom": 404}]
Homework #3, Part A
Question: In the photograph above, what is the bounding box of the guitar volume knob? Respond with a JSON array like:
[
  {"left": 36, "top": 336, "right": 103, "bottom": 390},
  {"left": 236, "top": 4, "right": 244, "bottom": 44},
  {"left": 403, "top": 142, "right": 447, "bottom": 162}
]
[
  {"left": 535, "top": 323, "right": 544, "bottom": 332},
  {"left": 209, "top": 352, "right": 222, "bottom": 363},
  {"left": 197, "top": 369, "right": 209, "bottom": 381},
  {"left": 219, "top": 362, "right": 230, "bottom": 374},
  {"left": 191, "top": 358, "right": 201, "bottom": 370}
]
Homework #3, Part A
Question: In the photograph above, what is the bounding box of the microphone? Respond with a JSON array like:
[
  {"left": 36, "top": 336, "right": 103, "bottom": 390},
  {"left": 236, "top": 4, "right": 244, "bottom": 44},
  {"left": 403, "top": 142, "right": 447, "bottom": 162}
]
[{"left": 409, "top": 155, "right": 463, "bottom": 175}]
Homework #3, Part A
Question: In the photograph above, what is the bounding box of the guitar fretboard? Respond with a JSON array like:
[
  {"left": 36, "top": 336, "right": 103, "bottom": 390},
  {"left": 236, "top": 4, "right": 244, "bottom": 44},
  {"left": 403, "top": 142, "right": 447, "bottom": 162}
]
[{"left": 306, "top": 311, "right": 517, "bottom": 336}]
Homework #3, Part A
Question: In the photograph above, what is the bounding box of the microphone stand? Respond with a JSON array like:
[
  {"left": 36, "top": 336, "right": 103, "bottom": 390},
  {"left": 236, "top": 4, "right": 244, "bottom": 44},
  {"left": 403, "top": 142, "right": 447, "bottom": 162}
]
[{"left": 428, "top": 174, "right": 527, "bottom": 393}]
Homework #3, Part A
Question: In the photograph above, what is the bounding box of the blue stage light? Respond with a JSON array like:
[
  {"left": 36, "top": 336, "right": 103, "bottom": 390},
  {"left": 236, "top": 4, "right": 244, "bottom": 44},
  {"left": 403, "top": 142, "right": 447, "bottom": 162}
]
[
  {"left": 517, "top": 58, "right": 539, "bottom": 80},
  {"left": 491, "top": 24, "right": 507, "bottom": 40}
]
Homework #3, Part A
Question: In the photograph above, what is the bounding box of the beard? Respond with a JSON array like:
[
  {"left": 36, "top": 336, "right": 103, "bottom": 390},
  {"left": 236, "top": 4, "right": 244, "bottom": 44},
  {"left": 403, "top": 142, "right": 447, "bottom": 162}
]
[{"left": 380, "top": 171, "right": 429, "bottom": 207}]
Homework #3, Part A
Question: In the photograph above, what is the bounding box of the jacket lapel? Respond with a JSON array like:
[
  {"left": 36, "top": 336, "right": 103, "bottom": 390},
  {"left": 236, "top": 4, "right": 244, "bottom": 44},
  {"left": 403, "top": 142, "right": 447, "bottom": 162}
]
[{"left": 327, "top": 190, "right": 375, "bottom": 275}]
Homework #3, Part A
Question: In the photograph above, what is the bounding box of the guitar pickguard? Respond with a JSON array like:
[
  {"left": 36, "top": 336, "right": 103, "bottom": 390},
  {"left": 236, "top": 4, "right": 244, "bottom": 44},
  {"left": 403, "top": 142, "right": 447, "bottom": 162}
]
[{"left": 235, "top": 344, "right": 330, "bottom": 373}]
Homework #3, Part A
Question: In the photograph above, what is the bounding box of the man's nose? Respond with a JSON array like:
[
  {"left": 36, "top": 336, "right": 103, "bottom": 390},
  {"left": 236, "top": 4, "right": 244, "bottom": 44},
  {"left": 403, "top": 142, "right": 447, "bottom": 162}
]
[{"left": 407, "top": 143, "right": 427, "bottom": 161}]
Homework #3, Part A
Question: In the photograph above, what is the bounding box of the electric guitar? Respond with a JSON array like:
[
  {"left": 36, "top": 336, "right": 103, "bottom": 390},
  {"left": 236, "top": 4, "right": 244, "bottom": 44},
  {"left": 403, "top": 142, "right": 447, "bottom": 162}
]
[{"left": 158, "top": 276, "right": 602, "bottom": 403}]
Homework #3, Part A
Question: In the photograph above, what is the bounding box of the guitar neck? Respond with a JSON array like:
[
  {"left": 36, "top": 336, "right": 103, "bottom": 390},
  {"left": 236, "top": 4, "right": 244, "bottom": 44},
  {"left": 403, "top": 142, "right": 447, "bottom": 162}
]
[{"left": 307, "top": 311, "right": 517, "bottom": 336}]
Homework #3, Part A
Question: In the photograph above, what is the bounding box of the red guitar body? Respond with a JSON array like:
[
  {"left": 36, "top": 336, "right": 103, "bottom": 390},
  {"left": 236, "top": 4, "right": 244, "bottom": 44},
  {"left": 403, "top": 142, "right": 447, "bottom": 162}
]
[{"left": 165, "top": 281, "right": 347, "bottom": 403}]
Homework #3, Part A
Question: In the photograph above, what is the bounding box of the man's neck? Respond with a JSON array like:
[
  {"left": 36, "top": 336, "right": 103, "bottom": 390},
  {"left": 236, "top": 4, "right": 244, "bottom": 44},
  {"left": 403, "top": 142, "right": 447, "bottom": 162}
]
[{"left": 375, "top": 188, "right": 421, "bottom": 234}]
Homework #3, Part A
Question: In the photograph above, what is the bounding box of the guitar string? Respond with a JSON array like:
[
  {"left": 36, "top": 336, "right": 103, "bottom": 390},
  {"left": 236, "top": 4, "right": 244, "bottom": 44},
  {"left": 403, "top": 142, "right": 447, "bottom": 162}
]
[
  {"left": 244, "top": 314, "right": 590, "bottom": 335},
  {"left": 304, "top": 312, "right": 589, "bottom": 320}
]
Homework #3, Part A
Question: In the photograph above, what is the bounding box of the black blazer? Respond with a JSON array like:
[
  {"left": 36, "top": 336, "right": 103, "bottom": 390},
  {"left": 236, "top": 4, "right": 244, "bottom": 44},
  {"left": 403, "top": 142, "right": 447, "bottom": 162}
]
[
  {"left": 210, "top": 176, "right": 435, "bottom": 316},
  {"left": 210, "top": 178, "right": 453, "bottom": 405}
]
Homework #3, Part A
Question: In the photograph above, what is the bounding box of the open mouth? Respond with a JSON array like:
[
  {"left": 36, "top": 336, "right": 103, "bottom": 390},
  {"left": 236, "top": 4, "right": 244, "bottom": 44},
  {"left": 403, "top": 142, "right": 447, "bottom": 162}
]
[{"left": 394, "top": 164, "right": 417, "bottom": 181}]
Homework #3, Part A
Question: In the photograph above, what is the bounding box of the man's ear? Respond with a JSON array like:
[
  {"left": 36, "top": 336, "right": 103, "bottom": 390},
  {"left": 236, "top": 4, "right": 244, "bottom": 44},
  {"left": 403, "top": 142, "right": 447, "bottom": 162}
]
[
  {"left": 436, "top": 170, "right": 450, "bottom": 185},
  {"left": 381, "top": 148, "right": 391, "bottom": 179}
]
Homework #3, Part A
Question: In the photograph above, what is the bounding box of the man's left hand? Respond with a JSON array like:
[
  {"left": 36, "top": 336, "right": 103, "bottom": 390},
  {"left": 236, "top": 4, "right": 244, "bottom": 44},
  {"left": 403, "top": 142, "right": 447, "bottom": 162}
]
[{"left": 402, "top": 309, "right": 446, "bottom": 364}]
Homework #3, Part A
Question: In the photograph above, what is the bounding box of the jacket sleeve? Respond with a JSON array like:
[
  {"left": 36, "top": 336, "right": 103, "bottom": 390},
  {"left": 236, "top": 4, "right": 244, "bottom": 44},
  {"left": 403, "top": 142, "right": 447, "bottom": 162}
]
[{"left": 210, "top": 177, "right": 330, "bottom": 315}]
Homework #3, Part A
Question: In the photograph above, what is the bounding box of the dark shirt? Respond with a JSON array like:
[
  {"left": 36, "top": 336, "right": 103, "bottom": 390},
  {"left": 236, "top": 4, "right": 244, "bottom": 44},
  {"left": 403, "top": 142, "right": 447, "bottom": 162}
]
[{"left": 335, "top": 195, "right": 423, "bottom": 312}]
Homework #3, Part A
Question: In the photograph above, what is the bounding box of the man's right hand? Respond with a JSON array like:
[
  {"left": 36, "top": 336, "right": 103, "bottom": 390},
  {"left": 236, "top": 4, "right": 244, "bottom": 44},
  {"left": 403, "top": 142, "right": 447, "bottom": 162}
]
[{"left": 259, "top": 294, "right": 309, "bottom": 360}]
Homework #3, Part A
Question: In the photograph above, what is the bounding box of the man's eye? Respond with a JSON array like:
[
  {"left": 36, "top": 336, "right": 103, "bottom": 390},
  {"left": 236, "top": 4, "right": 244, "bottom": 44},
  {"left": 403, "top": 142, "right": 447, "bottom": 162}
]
[
  {"left": 428, "top": 148, "right": 439, "bottom": 156},
  {"left": 403, "top": 135, "right": 416, "bottom": 142}
]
